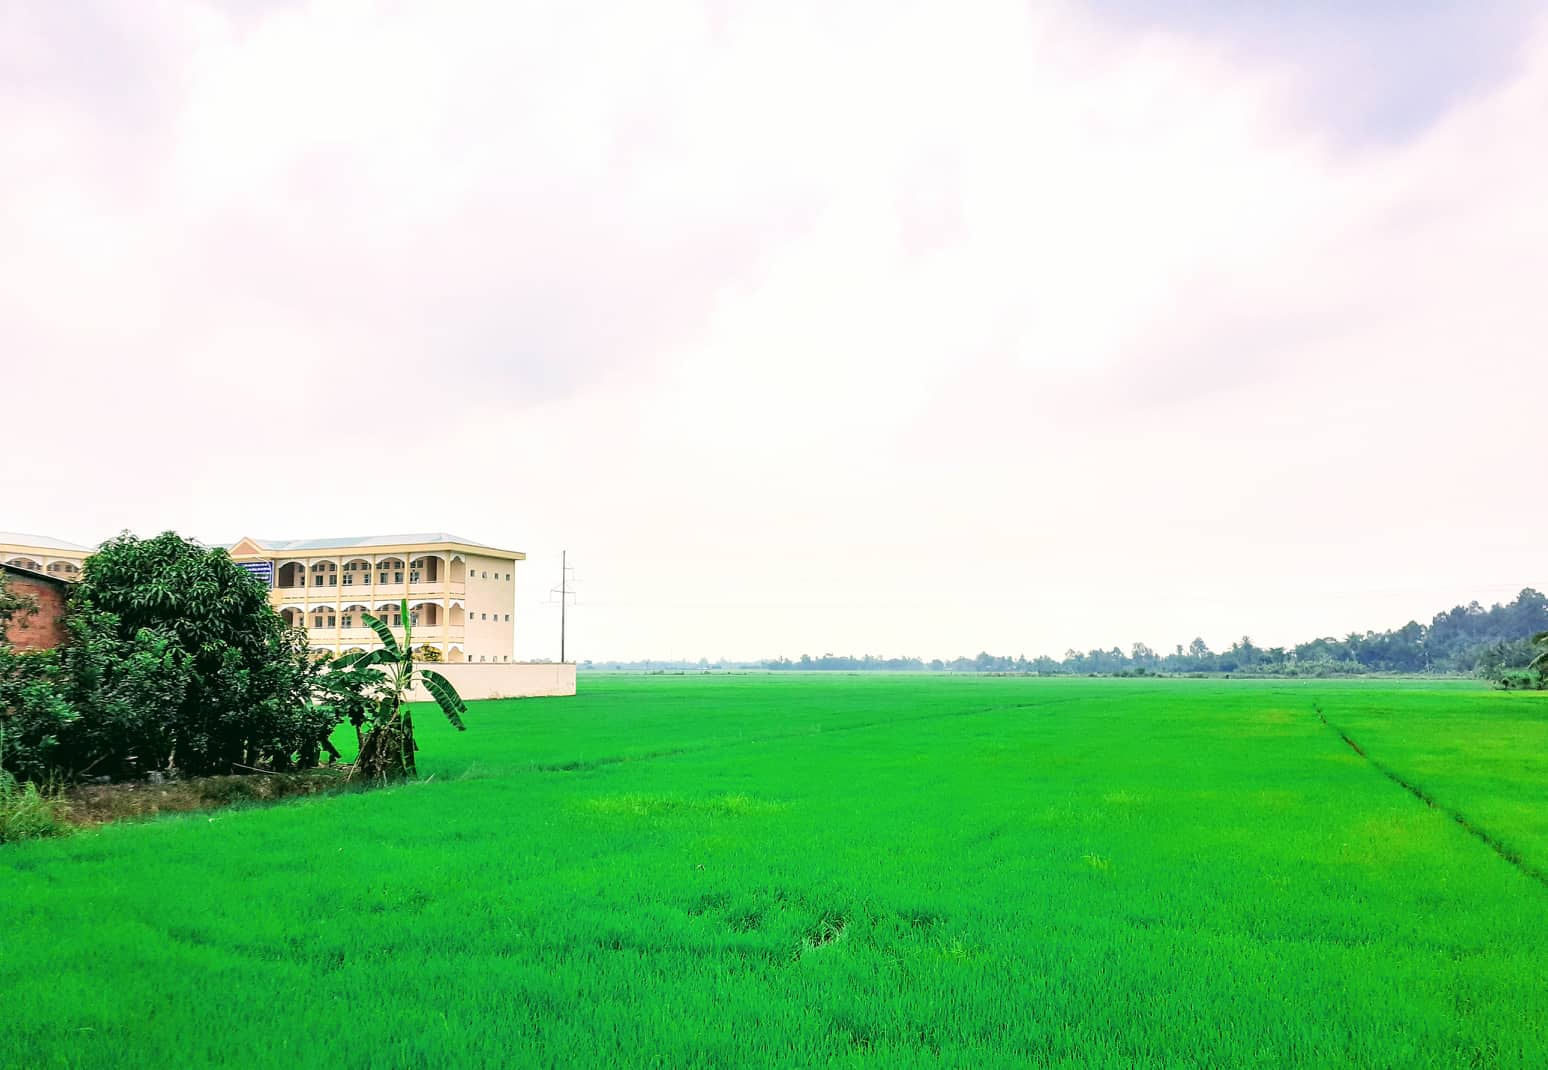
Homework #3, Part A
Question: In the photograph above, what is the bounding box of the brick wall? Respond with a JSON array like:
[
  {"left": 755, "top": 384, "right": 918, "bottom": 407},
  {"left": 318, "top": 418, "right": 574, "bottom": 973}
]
[{"left": 2, "top": 568, "right": 70, "bottom": 652}]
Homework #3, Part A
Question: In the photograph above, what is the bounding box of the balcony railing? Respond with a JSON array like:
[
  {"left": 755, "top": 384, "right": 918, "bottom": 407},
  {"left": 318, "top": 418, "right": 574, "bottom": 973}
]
[
  {"left": 308, "top": 625, "right": 466, "bottom": 645},
  {"left": 272, "top": 579, "right": 467, "bottom": 600}
]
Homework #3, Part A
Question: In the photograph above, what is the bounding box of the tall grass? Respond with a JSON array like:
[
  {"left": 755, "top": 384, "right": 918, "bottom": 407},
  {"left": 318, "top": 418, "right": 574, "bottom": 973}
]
[
  {"left": 0, "top": 770, "right": 65, "bottom": 843},
  {"left": 2, "top": 676, "right": 1546, "bottom": 1067},
  {"left": 0, "top": 727, "right": 66, "bottom": 843}
]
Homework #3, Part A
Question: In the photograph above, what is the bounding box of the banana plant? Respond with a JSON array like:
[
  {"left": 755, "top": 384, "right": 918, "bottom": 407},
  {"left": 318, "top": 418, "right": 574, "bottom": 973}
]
[
  {"left": 330, "top": 597, "right": 467, "bottom": 778},
  {"left": 1530, "top": 631, "right": 1548, "bottom": 673}
]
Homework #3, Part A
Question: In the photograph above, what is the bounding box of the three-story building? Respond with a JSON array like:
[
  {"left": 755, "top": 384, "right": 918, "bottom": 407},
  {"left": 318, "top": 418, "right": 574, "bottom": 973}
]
[{"left": 226, "top": 533, "right": 524, "bottom": 663}]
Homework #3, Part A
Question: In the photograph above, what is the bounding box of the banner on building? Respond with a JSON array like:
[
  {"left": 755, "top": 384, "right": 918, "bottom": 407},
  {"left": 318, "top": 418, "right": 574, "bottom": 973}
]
[{"left": 239, "top": 560, "right": 275, "bottom": 588}]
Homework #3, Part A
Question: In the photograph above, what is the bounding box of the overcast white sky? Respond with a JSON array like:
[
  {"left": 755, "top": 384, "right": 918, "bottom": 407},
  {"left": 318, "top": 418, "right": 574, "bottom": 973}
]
[{"left": 4, "top": 1, "right": 1545, "bottom": 661}]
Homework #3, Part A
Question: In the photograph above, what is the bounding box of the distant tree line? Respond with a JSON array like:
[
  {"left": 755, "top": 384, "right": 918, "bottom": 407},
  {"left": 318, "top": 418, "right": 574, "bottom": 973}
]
[{"left": 582, "top": 588, "right": 1548, "bottom": 684}]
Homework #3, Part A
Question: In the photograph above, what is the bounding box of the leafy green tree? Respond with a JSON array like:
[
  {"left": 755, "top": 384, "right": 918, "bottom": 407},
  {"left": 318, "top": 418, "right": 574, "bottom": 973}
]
[
  {"left": 67, "top": 532, "right": 331, "bottom": 777},
  {"left": 326, "top": 598, "right": 467, "bottom": 779}
]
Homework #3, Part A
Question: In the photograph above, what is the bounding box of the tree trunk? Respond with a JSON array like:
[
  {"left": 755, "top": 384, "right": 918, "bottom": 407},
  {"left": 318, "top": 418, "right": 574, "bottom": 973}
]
[{"left": 352, "top": 715, "right": 415, "bottom": 780}]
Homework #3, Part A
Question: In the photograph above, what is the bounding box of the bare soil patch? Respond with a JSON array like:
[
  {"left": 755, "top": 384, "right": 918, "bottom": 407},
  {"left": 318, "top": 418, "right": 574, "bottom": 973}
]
[{"left": 62, "top": 767, "right": 359, "bottom": 829}]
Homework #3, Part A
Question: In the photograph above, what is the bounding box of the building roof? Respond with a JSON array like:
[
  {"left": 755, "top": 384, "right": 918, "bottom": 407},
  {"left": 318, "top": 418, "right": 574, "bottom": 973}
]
[
  {"left": 0, "top": 561, "right": 74, "bottom": 588},
  {"left": 0, "top": 532, "right": 96, "bottom": 553},
  {"left": 227, "top": 533, "right": 524, "bottom": 559}
]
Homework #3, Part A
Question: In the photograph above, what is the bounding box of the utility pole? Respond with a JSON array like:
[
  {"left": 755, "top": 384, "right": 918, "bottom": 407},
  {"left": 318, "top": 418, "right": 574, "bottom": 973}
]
[{"left": 549, "top": 552, "right": 576, "bottom": 664}]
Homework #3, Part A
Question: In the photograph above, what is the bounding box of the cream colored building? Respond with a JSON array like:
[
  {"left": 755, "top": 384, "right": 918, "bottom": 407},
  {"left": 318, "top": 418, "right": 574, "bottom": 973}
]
[
  {"left": 2, "top": 530, "right": 574, "bottom": 697},
  {"left": 0, "top": 532, "right": 92, "bottom": 580},
  {"left": 226, "top": 533, "right": 524, "bottom": 664}
]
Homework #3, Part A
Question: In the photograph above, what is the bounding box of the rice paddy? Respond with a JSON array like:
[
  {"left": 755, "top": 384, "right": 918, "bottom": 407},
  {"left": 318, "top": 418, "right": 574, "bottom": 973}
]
[{"left": 3, "top": 675, "right": 1546, "bottom": 1068}]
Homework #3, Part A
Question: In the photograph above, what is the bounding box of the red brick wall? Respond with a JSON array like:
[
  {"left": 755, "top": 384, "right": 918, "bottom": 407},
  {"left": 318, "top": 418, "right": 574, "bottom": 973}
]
[{"left": 3, "top": 572, "right": 69, "bottom": 652}]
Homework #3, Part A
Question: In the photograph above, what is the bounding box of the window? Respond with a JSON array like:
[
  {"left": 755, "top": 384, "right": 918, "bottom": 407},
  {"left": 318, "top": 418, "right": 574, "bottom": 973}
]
[
  {"left": 327, "top": 615, "right": 336, "bottom": 628},
  {"left": 481, "top": 613, "right": 487, "bottom": 620},
  {"left": 482, "top": 571, "right": 488, "bottom": 579},
  {"left": 410, "top": 612, "right": 420, "bottom": 626},
  {"left": 341, "top": 614, "right": 352, "bottom": 629},
  {"left": 313, "top": 616, "right": 323, "bottom": 629},
  {"left": 342, "top": 573, "right": 352, "bottom": 585},
  {"left": 328, "top": 574, "right": 337, "bottom": 586},
  {"left": 480, "top": 655, "right": 486, "bottom": 662},
  {"left": 410, "top": 570, "right": 421, "bottom": 583},
  {"left": 506, "top": 574, "right": 511, "bottom": 581}
]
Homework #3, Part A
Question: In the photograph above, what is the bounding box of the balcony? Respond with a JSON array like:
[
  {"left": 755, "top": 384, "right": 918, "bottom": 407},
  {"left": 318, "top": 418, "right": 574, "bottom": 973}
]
[{"left": 272, "top": 579, "right": 467, "bottom": 604}]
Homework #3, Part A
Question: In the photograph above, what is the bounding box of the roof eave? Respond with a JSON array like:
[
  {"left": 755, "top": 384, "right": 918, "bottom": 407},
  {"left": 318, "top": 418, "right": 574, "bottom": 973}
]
[{"left": 229, "top": 540, "right": 526, "bottom": 561}]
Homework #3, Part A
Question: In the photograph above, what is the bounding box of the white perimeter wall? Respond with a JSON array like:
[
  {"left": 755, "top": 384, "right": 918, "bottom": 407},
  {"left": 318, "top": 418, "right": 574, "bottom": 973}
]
[{"left": 408, "top": 661, "right": 576, "bottom": 701}]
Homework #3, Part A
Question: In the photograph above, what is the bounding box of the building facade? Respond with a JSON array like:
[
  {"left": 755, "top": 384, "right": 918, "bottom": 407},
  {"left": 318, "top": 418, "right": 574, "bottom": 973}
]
[
  {"left": 1, "top": 532, "right": 92, "bottom": 580},
  {"left": 225, "top": 534, "right": 524, "bottom": 663}
]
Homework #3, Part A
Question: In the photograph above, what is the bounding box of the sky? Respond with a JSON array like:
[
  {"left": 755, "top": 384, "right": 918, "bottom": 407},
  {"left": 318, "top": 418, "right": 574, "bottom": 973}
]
[{"left": 3, "top": 0, "right": 1545, "bottom": 662}]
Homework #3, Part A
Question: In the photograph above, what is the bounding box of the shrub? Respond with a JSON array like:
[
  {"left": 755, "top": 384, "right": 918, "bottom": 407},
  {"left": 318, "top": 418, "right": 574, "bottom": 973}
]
[
  {"left": 0, "top": 729, "right": 67, "bottom": 843},
  {"left": 0, "top": 648, "right": 76, "bottom": 783},
  {"left": 1492, "top": 670, "right": 1545, "bottom": 691}
]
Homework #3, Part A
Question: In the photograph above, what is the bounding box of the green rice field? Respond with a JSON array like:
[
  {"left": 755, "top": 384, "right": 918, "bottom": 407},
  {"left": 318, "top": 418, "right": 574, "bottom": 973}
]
[{"left": 4, "top": 675, "right": 1547, "bottom": 1068}]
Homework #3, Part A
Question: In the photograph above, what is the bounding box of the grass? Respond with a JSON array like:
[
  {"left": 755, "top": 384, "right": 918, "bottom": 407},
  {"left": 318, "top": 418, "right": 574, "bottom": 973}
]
[
  {"left": 3, "top": 675, "right": 1546, "bottom": 1067},
  {"left": 1314, "top": 689, "right": 1548, "bottom": 879}
]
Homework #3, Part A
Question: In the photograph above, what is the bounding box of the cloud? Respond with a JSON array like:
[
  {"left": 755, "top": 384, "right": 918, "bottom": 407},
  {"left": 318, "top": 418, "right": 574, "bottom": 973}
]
[
  {"left": 3, "top": 1, "right": 1546, "bottom": 658},
  {"left": 1085, "top": 0, "right": 1538, "bottom": 145}
]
